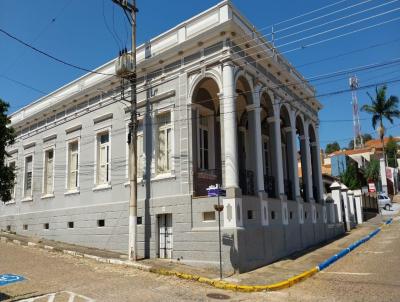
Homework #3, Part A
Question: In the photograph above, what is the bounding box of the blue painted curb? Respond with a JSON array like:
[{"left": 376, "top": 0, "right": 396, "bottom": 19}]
[{"left": 317, "top": 219, "right": 392, "bottom": 271}]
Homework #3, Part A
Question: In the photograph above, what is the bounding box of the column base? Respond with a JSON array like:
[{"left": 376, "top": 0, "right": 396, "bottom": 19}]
[{"left": 225, "top": 187, "right": 242, "bottom": 198}]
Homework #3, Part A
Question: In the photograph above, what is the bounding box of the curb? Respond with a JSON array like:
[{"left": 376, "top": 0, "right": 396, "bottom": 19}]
[
  {"left": 0, "top": 218, "right": 393, "bottom": 292},
  {"left": 150, "top": 218, "right": 394, "bottom": 292}
]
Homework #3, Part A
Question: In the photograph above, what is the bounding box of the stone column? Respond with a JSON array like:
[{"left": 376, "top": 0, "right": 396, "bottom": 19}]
[
  {"left": 287, "top": 120, "right": 300, "bottom": 201},
  {"left": 250, "top": 103, "right": 265, "bottom": 195},
  {"left": 271, "top": 102, "right": 285, "bottom": 198},
  {"left": 300, "top": 129, "right": 314, "bottom": 202},
  {"left": 312, "top": 125, "right": 324, "bottom": 204},
  {"left": 222, "top": 61, "right": 239, "bottom": 192},
  {"left": 330, "top": 181, "right": 342, "bottom": 223}
]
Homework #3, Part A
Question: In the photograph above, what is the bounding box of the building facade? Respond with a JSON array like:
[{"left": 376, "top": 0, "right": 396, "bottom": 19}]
[{"left": 1, "top": 1, "right": 343, "bottom": 273}]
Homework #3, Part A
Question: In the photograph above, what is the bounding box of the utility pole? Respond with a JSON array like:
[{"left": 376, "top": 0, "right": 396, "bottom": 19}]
[{"left": 112, "top": 0, "right": 139, "bottom": 261}]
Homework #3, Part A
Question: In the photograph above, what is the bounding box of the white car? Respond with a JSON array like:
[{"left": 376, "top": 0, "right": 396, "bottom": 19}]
[{"left": 378, "top": 193, "right": 392, "bottom": 210}]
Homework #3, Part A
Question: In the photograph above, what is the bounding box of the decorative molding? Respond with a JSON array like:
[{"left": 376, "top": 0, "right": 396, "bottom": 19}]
[
  {"left": 65, "top": 124, "right": 82, "bottom": 134},
  {"left": 23, "top": 142, "right": 36, "bottom": 150},
  {"left": 43, "top": 134, "right": 57, "bottom": 143},
  {"left": 93, "top": 113, "right": 113, "bottom": 124}
]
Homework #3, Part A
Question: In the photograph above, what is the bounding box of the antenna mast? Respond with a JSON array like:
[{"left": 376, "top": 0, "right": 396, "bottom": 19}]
[{"left": 350, "top": 75, "right": 363, "bottom": 149}]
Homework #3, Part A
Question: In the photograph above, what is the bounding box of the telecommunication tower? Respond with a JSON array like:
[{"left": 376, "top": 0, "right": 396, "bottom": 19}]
[{"left": 349, "top": 75, "right": 363, "bottom": 149}]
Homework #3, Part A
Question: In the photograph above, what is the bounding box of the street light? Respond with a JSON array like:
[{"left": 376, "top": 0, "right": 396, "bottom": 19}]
[{"left": 207, "top": 184, "right": 226, "bottom": 280}]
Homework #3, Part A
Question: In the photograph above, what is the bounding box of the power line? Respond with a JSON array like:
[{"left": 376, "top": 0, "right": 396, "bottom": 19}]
[
  {"left": 0, "top": 27, "right": 116, "bottom": 77},
  {"left": 0, "top": 75, "right": 47, "bottom": 95},
  {"left": 276, "top": 7, "right": 400, "bottom": 48},
  {"left": 295, "top": 37, "right": 400, "bottom": 69},
  {"left": 275, "top": 0, "right": 399, "bottom": 42}
]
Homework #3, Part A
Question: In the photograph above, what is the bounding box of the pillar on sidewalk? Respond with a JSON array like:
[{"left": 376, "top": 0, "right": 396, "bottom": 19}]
[
  {"left": 347, "top": 190, "right": 355, "bottom": 226},
  {"left": 354, "top": 189, "right": 363, "bottom": 224},
  {"left": 330, "top": 181, "right": 342, "bottom": 223},
  {"left": 341, "top": 183, "right": 351, "bottom": 231}
]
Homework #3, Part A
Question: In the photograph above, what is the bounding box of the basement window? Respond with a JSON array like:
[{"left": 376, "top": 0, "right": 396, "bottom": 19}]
[
  {"left": 289, "top": 211, "right": 293, "bottom": 220},
  {"left": 68, "top": 221, "right": 74, "bottom": 229},
  {"left": 247, "top": 210, "right": 254, "bottom": 220},
  {"left": 97, "top": 219, "right": 105, "bottom": 227},
  {"left": 44, "top": 223, "right": 49, "bottom": 230},
  {"left": 305, "top": 212, "right": 308, "bottom": 219},
  {"left": 271, "top": 211, "right": 275, "bottom": 220},
  {"left": 137, "top": 217, "right": 143, "bottom": 225},
  {"left": 6, "top": 225, "right": 11, "bottom": 232},
  {"left": 203, "top": 212, "right": 215, "bottom": 222},
  {"left": 23, "top": 224, "right": 28, "bottom": 230}
]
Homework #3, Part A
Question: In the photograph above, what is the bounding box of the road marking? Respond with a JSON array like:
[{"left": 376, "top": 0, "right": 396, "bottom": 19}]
[
  {"left": 359, "top": 250, "right": 384, "bottom": 254},
  {"left": 321, "top": 271, "right": 372, "bottom": 276},
  {"left": 18, "top": 291, "right": 95, "bottom": 302}
]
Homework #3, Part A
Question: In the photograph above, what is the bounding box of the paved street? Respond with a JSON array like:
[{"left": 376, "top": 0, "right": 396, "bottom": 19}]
[{"left": 0, "top": 216, "right": 399, "bottom": 301}]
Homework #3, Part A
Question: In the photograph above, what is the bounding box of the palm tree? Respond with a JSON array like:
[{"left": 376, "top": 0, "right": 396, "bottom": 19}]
[{"left": 361, "top": 85, "right": 400, "bottom": 163}]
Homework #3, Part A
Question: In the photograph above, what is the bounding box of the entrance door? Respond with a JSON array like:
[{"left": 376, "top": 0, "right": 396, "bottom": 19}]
[{"left": 158, "top": 214, "right": 173, "bottom": 259}]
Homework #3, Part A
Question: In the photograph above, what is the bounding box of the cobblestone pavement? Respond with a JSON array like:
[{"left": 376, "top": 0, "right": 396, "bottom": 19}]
[{"left": 0, "top": 216, "right": 399, "bottom": 301}]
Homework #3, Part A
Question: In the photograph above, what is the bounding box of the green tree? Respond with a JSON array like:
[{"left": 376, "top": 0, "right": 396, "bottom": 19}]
[
  {"left": 341, "top": 162, "right": 361, "bottom": 190},
  {"left": 347, "top": 133, "right": 372, "bottom": 149},
  {"left": 325, "top": 141, "right": 340, "bottom": 154},
  {"left": 386, "top": 136, "right": 398, "bottom": 168},
  {"left": 0, "top": 99, "right": 16, "bottom": 202},
  {"left": 363, "top": 158, "right": 380, "bottom": 183},
  {"left": 361, "top": 85, "right": 400, "bottom": 161}
]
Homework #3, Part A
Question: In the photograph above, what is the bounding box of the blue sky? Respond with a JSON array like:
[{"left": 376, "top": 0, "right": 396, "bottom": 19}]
[{"left": 0, "top": 0, "right": 399, "bottom": 149}]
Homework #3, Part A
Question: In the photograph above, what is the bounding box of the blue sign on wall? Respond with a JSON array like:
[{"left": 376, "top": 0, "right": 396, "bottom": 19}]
[{"left": 0, "top": 274, "right": 25, "bottom": 286}]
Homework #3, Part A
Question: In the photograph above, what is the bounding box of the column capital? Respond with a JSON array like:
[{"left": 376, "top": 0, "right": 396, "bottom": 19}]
[
  {"left": 310, "top": 141, "right": 318, "bottom": 147},
  {"left": 246, "top": 104, "right": 258, "bottom": 112},
  {"left": 283, "top": 126, "right": 292, "bottom": 133},
  {"left": 221, "top": 59, "right": 234, "bottom": 68},
  {"left": 267, "top": 116, "right": 276, "bottom": 124}
]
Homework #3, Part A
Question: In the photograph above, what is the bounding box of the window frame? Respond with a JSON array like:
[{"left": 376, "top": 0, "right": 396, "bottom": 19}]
[
  {"left": 156, "top": 110, "right": 174, "bottom": 175},
  {"left": 42, "top": 146, "right": 55, "bottom": 197},
  {"left": 22, "top": 154, "right": 34, "bottom": 201},
  {"left": 65, "top": 138, "right": 80, "bottom": 193},
  {"left": 94, "top": 129, "right": 112, "bottom": 187},
  {"left": 195, "top": 106, "right": 215, "bottom": 172}
]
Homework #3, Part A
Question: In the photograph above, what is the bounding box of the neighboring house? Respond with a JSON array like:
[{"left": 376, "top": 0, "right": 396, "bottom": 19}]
[{"left": 1, "top": 1, "right": 342, "bottom": 273}]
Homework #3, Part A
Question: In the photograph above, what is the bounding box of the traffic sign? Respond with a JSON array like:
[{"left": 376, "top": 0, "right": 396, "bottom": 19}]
[{"left": 0, "top": 274, "right": 25, "bottom": 286}]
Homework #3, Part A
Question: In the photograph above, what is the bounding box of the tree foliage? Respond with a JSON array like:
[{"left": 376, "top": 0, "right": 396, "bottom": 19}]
[
  {"left": 386, "top": 136, "right": 399, "bottom": 168},
  {"left": 0, "top": 99, "right": 16, "bottom": 202},
  {"left": 363, "top": 158, "right": 380, "bottom": 183},
  {"left": 361, "top": 85, "right": 400, "bottom": 154},
  {"left": 340, "top": 162, "right": 361, "bottom": 190},
  {"left": 325, "top": 141, "right": 340, "bottom": 154}
]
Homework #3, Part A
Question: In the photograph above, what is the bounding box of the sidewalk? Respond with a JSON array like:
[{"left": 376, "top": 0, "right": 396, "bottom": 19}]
[{"left": 0, "top": 214, "right": 393, "bottom": 287}]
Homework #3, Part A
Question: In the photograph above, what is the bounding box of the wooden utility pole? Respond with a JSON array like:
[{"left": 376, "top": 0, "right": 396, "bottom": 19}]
[{"left": 112, "top": 0, "right": 138, "bottom": 261}]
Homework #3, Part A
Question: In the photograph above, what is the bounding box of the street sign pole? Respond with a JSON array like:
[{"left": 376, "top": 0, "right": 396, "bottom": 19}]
[{"left": 207, "top": 184, "right": 225, "bottom": 280}]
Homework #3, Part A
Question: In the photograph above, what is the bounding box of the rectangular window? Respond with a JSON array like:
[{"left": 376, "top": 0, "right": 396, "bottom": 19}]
[
  {"left": 96, "top": 132, "right": 110, "bottom": 185},
  {"left": 68, "top": 141, "right": 79, "bottom": 190},
  {"left": 199, "top": 115, "right": 209, "bottom": 170},
  {"left": 43, "top": 149, "right": 54, "bottom": 195},
  {"left": 24, "top": 156, "right": 33, "bottom": 198},
  {"left": 157, "top": 112, "right": 172, "bottom": 174},
  {"left": 9, "top": 161, "right": 16, "bottom": 200}
]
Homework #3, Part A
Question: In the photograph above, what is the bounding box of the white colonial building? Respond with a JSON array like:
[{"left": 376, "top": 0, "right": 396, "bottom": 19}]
[{"left": 1, "top": 1, "right": 344, "bottom": 273}]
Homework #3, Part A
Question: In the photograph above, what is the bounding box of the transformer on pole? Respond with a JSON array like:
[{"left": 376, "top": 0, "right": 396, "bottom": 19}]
[{"left": 349, "top": 75, "right": 363, "bottom": 149}]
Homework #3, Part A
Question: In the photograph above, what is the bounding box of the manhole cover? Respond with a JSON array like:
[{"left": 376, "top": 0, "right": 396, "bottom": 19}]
[{"left": 206, "top": 293, "right": 231, "bottom": 300}]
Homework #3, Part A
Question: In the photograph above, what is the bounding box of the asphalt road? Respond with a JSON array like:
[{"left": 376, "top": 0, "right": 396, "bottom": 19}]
[{"left": 0, "top": 216, "right": 399, "bottom": 302}]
